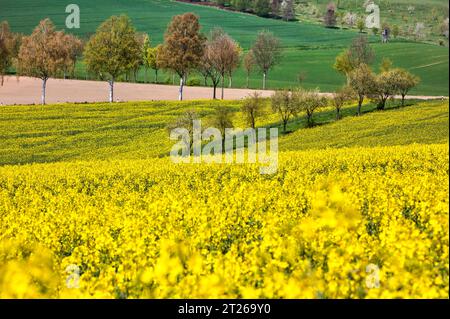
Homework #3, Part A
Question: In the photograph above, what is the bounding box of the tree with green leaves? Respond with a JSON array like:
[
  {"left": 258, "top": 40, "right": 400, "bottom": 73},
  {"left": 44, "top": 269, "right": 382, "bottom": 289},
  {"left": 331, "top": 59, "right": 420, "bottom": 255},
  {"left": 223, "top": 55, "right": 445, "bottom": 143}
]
[
  {"left": 142, "top": 35, "right": 151, "bottom": 83},
  {"left": 370, "top": 70, "right": 398, "bottom": 110},
  {"left": 391, "top": 68, "right": 420, "bottom": 106},
  {"left": 146, "top": 44, "right": 162, "bottom": 83},
  {"left": 158, "top": 13, "right": 205, "bottom": 101},
  {"left": 253, "top": 0, "right": 271, "bottom": 17},
  {"left": 380, "top": 57, "right": 393, "bottom": 73},
  {"left": 252, "top": 30, "right": 282, "bottom": 90},
  {"left": 348, "top": 64, "right": 376, "bottom": 116},
  {"left": 84, "top": 15, "right": 141, "bottom": 103}
]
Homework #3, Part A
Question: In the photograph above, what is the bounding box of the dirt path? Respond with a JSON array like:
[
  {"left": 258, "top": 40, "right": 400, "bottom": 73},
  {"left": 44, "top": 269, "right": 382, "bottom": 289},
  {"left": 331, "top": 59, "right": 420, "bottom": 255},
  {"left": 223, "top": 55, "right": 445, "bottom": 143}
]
[{"left": 0, "top": 76, "right": 447, "bottom": 106}]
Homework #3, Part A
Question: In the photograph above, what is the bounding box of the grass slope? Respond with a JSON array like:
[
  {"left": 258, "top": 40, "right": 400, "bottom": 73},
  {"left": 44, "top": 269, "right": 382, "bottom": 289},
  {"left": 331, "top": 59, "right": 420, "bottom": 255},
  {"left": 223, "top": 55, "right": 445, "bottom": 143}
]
[
  {"left": 0, "top": 0, "right": 448, "bottom": 95},
  {"left": 0, "top": 99, "right": 448, "bottom": 166}
]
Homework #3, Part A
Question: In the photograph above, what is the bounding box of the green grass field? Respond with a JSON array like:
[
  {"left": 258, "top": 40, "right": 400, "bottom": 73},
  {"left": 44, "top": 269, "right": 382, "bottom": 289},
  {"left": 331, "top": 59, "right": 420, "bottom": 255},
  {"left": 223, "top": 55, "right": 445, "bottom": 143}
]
[
  {"left": 0, "top": 97, "right": 448, "bottom": 166},
  {"left": 0, "top": 0, "right": 448, "bottom": 95}
]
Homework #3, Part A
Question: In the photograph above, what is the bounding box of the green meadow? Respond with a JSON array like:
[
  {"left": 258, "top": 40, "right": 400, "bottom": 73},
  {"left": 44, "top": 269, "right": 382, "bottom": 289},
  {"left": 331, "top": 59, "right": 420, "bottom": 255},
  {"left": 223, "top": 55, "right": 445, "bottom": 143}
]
[{"left": 0, "top": 0, "right": 448, "bottom": 95}]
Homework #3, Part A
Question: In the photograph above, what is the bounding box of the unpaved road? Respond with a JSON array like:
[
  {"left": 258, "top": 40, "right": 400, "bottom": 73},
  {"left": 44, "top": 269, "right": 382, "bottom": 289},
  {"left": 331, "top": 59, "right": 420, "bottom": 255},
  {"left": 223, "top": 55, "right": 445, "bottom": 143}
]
[{"left": 0, "top": 76, "right": 447, "bottom": 105}]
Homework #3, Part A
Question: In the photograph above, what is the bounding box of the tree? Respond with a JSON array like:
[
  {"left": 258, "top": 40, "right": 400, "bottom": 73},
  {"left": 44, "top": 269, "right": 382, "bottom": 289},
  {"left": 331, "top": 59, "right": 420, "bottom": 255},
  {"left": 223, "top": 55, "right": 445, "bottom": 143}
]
[
  {"left": 349, "top": 35, "right": 375, "bottom": 67},
  {"left": 370, "top": 70, "right": 398, "bottom": 110},
  {"left": 297, "top": 71, "right": 307, "bottom": 85},
  {"left": 324, "top": 2, "right": 337, "bottom": 28},
  {"left": 168, "top": 110, "right": 199, "bottom": 154},
  {"left": 293, "top": 88, "right": 327, "bottom": 127},
  {"left": 17, "top": 19, "right": 75, "bottom": 105},
  {"left": 348, "top": 64, "right": 376, "bottom": 116},
  {"left": 207, "top": 31, "right": 240, "bottom": 99},
  {"left": 84, "top": 15, "right": 141, "bottom": 103},
  {"left": 243, "top": 50, "right": 255, "bottom": 88},
  {"left": 343, "top": 12, "right": 357, "bottom": 28},
  {"left": 252, "top": 30, "right": 282, "bottom": 90},
  {"left": 211, "top": 106, "right": 234, "bottom": 151},
  {"left": 61, "top": 34, "right": 83, "bottom": 79},
  {"left": 334, "top": 50, "right": 354, "bottom": 84},
  {"left": 392, "top": 24, "right": 400, "bottom": 38},
  {"left": 271, "top": 0, "right": 281, "bottom": 17},
  {"left": 159, "top": 13, "right": 205, "bottom": 101},
  {"left": 380, "top": 57, "right": 393, "bottom": 73},
  {"left": 281, "top": 0, "right": 296, "bottom": 21},
  {"left": 357, "top": 17, "right": 365, "bottom": 33},
  {"left": 200, "top": 40, "right": 222, "bottom": 99},
  {"left": 147, "top": 44, "right": 162, "bottom": 83},
  {"left": 142, "top": 35, "right": 151, "bottom": 83},
  {"left": 241, "top": 92, "right": 264, "bottom": 129},
  {"left": 331, "top": 85, "right": 354, "bottom": 120},
  {"left": 253, "top": 0, "right": 271, "bottom": 17},
  {"left": 227, "top": 43, "right": 242, "bottom": 88},
  {"left": 391, "top": 68, "right": 420, "bottom": 106},
  {"left": 271, "top": 89, "right": 296, "bottom": 132},
  {"left": 0, "top": 21, "right": 15, "bottom": 86}
]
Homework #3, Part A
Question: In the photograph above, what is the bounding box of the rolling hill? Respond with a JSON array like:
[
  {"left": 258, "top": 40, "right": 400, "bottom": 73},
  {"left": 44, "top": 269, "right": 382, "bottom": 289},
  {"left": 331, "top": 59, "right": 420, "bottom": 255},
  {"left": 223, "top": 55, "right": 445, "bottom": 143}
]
[{"left": 0, "top": 0, "right": 448, "bottom": 95}]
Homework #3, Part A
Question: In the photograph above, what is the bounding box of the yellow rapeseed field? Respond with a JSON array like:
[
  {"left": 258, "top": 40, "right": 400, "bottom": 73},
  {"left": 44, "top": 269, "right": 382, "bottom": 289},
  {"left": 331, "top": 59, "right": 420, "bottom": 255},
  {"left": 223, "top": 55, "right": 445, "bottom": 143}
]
[{"left": 0, "top": 144, "right": 448, "bottom": 299}]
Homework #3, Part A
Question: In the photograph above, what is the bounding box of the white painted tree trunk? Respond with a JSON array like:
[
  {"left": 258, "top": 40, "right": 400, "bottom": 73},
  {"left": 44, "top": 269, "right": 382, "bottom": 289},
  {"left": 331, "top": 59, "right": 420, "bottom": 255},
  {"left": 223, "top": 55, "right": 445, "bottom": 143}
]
[
  {"left": 109, "top": 79, "right": 114, "bottom": 103},
  {"left": 263, "top": 72, "right": 267, "bottom": 90},
  {"left": 41, "top": 78, "right": 48, "bottom": 105},
  {"left": 179, "top": 77, "right": 184, "bottom": 101}
]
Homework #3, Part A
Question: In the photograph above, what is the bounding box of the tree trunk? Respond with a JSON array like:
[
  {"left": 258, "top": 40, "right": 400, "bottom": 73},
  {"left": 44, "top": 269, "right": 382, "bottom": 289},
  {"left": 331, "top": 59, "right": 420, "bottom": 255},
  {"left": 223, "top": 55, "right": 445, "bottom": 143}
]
[
  {"left": 246, "top": 74, "right": 249, "bottom": 88},
  {"left": 213, "top": 83, "right": 217, "bottom": 99},
  {"left": 283, "top": 120, "right": 287, "bottom": 132},
  {"left": 155, "top": 70, "right": 158, "bottom": 83},
  {"left": 336, "top": 109, "right": 341, "bottom": 120},
  {"left": 221, "top": 75, "right": 225, "bottom": 100},
  {"left": 41, "top": 77, "right": 48, "bottom": 105},
  {"left": 357, "top": 95, "right": 363, "bottom": 115},
  {"left": 228, "top": 76, "right": 232, "bottom": 88},
  {"left": 401, "top": 94, "right": 406, "bottom": 106},
  {"left": 263, "top": 72, "right": 267, "bottom": 90},
  {"left": 179, "top": 76, "right": 184, "bottom": 101},
  {"left": 144, "top": 68, "right": 148, "bottom": 83},
  {"left": 109, "top": 78, "right": 114, "bottom": 103}
]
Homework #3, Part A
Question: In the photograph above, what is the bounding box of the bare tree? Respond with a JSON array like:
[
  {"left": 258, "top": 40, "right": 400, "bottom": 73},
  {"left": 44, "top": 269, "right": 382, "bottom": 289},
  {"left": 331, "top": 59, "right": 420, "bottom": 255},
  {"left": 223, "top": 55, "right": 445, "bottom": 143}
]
[
  {"left": 241, "top": 92, "right": 264, "bottom": 129},
  {"left": 211, "top": 106, "right": 234, "bottom": 151},
  {"left": 243, "top": 50, "right": 255, "bottom": 88},
  {"left": 207, "top": 31, "right": 240, "bottom": 99},
  {"left": 331, "top": 85, "right": 354, "bottom": 120},
  {"left": 271, "top": 89, "right": 296, "bottom": 132},
  {"left": 252, "top": 30, "right": 282, "bottom": 90},
  {"left": 200, "top": 40, "right": 222, "bottom": 99},
  {"left": 293, "top": 88, "right": 327, "bottom": 127}
]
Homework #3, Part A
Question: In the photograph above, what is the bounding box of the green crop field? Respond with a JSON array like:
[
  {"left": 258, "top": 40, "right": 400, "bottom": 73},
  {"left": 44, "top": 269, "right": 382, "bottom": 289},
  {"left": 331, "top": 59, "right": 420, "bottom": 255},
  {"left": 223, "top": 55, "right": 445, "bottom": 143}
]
[
  {"left": 0, "top": 0, "right": 448, "bottom": 95},
  {"left": 0, "top": 97, "right": 448, "bottom": 166}
]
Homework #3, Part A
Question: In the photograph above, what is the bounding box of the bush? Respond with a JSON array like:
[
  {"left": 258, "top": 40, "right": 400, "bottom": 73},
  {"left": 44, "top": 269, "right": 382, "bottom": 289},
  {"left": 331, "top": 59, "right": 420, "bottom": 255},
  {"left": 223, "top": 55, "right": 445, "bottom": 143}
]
[{"left": 187, "top": 77, "right": 202, "bottom": 87}]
